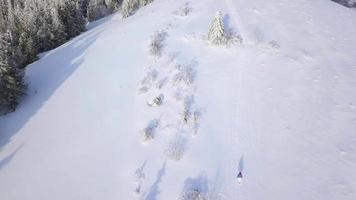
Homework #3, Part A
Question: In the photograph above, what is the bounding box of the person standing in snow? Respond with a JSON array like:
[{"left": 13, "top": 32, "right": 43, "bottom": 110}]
[{"left": 237, "top": 171, "right": 243, "bottom": 184}]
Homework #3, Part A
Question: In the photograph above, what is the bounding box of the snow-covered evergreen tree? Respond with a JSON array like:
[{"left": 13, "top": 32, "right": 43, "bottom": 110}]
[
  {"left": 87, "top": 0, "right": 110, "bottom": 22},
  {"left": 0, "top": 31, "right": 26, "bottom": 115},
  {"left": 0, "top": 0, "right": 97, "bottom": 114},
  {"left": 58, "top": 0, "right": 86, "bottom": 39},
  {"left": 16, "top": 0, "right": 67, "bottom": 52},
  {"left": 0, "top": 0, "right": 9, "bottom": 33},
  {"left": 139, "top": 0, "right": 153, "bottom": 7},
  {"left": 105, "top": 0, "right": 119, "bottom": 11},
  {"left": 207, "top": 11, "right": 227, "bottom": 45},
  {"left": 122, "top": 0, "right": 139, "bottom": 18}
]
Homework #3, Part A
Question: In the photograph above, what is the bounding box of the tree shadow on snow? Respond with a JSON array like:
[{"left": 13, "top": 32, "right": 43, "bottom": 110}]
[
  {"left": 0, "top": 26, "right": 105, "bottom": 151},
  {"left": 0, "top": 143, "right": 24, "bottom": 171},
  {"left": 180, "top": 172, "right": 209, "bottom": 199},
  {"left": 144, "top": 162, "right": 166, "bottom": 200}
]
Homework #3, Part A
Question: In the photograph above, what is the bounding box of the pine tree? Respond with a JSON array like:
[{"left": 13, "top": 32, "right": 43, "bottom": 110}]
[
  {"left": 207, "top": 11, "right": 227, "bottom": 45},
  {"left": 87, "top": 0, "right": 110, "bottom": 22},
  {"left": 139, "top": 0, "right": 153, "bottom": 7},
  {"left": 0, "top": 31, "right": 26, "bottom": 115},
  {"left": 58, "top": 0, "right": 86, "bottom": 39},
  {"left": 122, "top": 0, "right": 139, "bottom": 18},
  {"left": 0, "top": 0, "right": 9, "bottom": 33},
  {"left": 105, "top": 0, "right": 119, "bottom": 11},
  {"left": 14, "top": 0, "right": 67, "bottom": 53}
]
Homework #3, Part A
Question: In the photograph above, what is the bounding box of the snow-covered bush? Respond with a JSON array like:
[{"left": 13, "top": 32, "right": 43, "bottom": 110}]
[
  {"left": 140, "top": 0, "right": 154, "bottom": 7},
  {"left": 207, "top": 11, "right": 227, "bottom": 45},
  {"left": 181, "top": 95, "right": 194, "bottom": 123},
  {"left": 141, "top": 69, "right": 158, "bottom": 85},
  {"left": 225, "top": 28, "right": 243, "bottom": 45},
  {"left": 147, "top": 94, "right": 164, "bottom": 107},
  {"left": 180, "top": 95, "right": 201, "bottom": 135},
  {"left": 180, "top": 174, "right": 209, "bottom": 200},
  {"left": 141, "top": 119, "right": 160, "bottom": 142},
  {"left": 122, "top": 0, "right": 140, "bottom": 18},
  {"left": 181, "top": 189, "right": 208, "bottom": 200},
  {"left": 173, "top": 65, "right": 196, "bottom": 87},
  {"left": 155, "top": 77, "right": 168, "bottom": 90},
  {"left": 189, "top": 110, "right": 201, "bottom": 135},
  {"left": 166, "top": 134, "right": 187, "bottom": 161},
  {"left": 149, "top": 31, "right": 167, "bottom": 57},
  {"left": 138, "top": 69, "right": 158, "bottom": 94},
  {"left": 134, "top": 164, "right": 146, "bottom": 194},
  {"left": 174, "top": 2, "right": 191, "bottom": 16},
  {"left": 267, "top": 40, "right": 280, "bottom": 49}
]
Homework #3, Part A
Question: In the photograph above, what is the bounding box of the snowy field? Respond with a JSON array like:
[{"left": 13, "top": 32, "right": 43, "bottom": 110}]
[{"left": 1, "top": 0, "right": 356, "bottom": 199}]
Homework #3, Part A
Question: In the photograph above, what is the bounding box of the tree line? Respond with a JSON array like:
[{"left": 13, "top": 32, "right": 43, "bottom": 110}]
[{"left": 0, "top": 0, "right": 123, "bottom": 115}]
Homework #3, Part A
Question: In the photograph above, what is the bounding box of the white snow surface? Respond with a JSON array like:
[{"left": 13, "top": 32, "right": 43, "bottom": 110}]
[{"left": 1, "top": 0, "right": 356, "bottom": 199}]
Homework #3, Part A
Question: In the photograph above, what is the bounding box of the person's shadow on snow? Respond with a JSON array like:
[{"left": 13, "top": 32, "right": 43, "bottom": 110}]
[{"left": 238, "top": 155, "right": 244, "bottom": 172}]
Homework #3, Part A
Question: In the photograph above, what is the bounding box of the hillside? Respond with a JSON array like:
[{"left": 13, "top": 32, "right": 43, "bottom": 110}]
[{"left": 1, "top": 0, "right": 356, "bottom": 199}]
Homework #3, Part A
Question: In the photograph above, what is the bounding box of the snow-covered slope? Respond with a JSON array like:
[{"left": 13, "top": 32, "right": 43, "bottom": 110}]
[{"left": 1, "top": 0, "right": 356, "bottom": 199}]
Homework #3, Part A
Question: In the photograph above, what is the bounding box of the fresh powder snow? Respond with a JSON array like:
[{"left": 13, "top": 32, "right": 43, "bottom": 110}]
[{"left": 1, "top": 0, "right": 356, "bottom": 200}]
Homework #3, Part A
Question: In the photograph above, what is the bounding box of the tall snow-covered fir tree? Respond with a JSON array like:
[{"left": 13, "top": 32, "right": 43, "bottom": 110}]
[
  {"left": 87, "top": 0, "right": 110, "bottom": 22},
  {"left": 58, "top": 0, "right": 86, "bottom": 39},
  {"left": 207, "top": 11, "right": 227, "bottom": 45},
  {"left": 122, "top": 0, "right": 139, "bottom": 18},
  {"left": 0, "top": 31, "right": 26, "bottom": 115},
  {"left": 15, "top": 0, "right": 67, "bottom": 53},
  {"left": 105, "top": 0, "right": 119, "bottom": 11}
]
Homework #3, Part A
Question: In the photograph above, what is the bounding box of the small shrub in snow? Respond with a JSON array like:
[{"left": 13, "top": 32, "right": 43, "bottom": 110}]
[
  {"left": 138, "top": 86, "right": 149, "bottom": 94},
  {"left": 190, "top": 110, "right": 201, "bottom": 135},
  {"left": 141, "top": 119, "right": 160, "bottom": 142},
  {"left": 147, "top": 94, "right": 164, "bottom": 107},
  {"left": 225, "top": 28, "right": 243, "bottom": 45},
  {"left": 174, "top": 2, "right": 191, "bottom": 16},
  {"left": 181, "top": 95, "right": 194, "bottom": 123},
  {"left": 134, "top": 164, "right": 146, "bottom": 194},
  {"left": 181, "top": 174, "right": 209, "bottom": 200},
  {"left": 166, "top": 135, "right": 187, "bottom": 161},
  {"left": 207, "top": 11, "right": 227, "bottom": 45},
  {"left": 149, "top": 31, "right": 168, "bottom": 57},
  {"left": 181, "top": 189, "right": 208, "bottom": 200},
  {"left": 141, "top": 69, "right": 158, "bottom": 85},
  {"left": 180, "top": 96, "right": 201, "bottom": 135},
  {"left": 138, "top": 69, "right": 158, "bottom": 94},
  {"left": 173, "top": 65, "right": 196, "bottom": 87},
  {"left": 267, "top": 40, "right": 280, "bottom": 49},
  {"left": 155, "top": 77, "right": 168, "bottom": 90}
]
